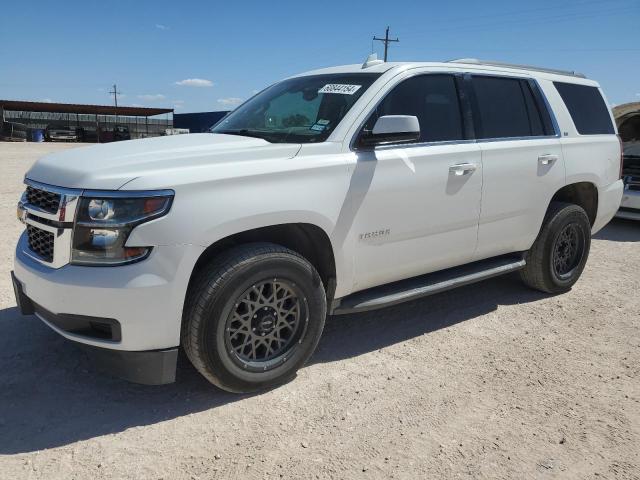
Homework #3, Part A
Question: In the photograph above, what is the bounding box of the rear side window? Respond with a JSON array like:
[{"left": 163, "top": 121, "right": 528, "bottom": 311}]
[
  {"left": 554, "top": 82, "right": 614, "bottom": 135},
  {"left": 472, "top": 76, "right": 550, "bottom": 139},
  {"left": 364, "top": 74, "right": 465, "bottom": 143}
]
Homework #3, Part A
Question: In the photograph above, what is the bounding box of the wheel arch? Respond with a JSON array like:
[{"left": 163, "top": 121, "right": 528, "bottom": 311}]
[
  {"left": 187, "top": 223, "right": 338, "bottom": 307},
  {"left": 549, "top": 182, "right": 599, "bottom": 226}
]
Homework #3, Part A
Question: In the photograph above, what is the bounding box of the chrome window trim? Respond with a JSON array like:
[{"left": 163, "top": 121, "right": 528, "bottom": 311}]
[
  {"left": 349, "top": 69, "right": 561, "bottom": 152},
  {"left": 534, "top": 79, "right": 562, "bottom": 137}
]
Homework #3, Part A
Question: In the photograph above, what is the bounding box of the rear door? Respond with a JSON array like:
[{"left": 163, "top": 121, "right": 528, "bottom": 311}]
[{"left": 471, "top": 75, "right": 566, "bottom": 259}]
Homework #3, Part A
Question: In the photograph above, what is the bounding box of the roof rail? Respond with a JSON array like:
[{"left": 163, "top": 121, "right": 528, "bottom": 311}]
[{"left": 447, "top": 58, "right": 586, "bottom": 79}]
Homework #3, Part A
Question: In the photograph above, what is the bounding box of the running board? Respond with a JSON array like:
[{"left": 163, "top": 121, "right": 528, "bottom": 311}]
[{"left": 331, "top": 254, "right": 526, "bottom": 315}]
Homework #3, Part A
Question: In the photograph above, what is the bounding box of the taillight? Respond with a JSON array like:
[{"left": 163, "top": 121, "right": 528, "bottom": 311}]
[{"left": 618, "top": 135, "right": 624, "bottom": 180}]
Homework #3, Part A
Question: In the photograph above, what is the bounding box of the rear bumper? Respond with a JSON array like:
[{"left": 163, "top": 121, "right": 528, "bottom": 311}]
[
  {"left": 12, "top": 270, "right": 177, "bottom": 385},
  {"left": 593, "top": 180, "right": 624, "bottom": 233}
]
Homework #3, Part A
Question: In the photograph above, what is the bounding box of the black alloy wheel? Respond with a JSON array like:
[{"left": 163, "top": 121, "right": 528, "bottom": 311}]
[
  {"left": 224, "top": 278, "right": 308, "bottom": 372},
  {"left": 551, "top": 222, "right": 586, "bottom": 280}
]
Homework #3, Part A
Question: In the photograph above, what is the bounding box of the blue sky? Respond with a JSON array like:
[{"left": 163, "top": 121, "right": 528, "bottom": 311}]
[{"left": 0, "top": 0, "right": 638, "bottom": 113}]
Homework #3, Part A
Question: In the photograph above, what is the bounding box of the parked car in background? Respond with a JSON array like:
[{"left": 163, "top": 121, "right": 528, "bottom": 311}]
[
  {"left": 163, "top": 128, "right": 190, "bottom": 136},
  {"left": 99, "top": 125, "right": 131, "bottom": 143},
  {"left": 617, "top": 141, "right": 640, "bottom": 220},
  {"left": 13, "top": 58, "right": 623, "bottom": 393},
  {"left": 45, "top": 125, "right": 78, "bottom": 142},
  {"left": 76, "top": 127, "right": 99, "bottom": 143},
  {"left": 0, "top": 121, "right": 28, "bottom": 141}
]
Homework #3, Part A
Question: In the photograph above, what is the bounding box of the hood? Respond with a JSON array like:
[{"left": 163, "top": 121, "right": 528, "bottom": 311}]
[{"left": 26, "top": 133, "right": 301, "bottom": 190}]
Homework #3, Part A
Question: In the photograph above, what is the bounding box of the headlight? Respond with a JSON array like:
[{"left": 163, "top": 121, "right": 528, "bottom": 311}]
[{"left": 71, "top": 191, "right": 173, "bottom": 266}]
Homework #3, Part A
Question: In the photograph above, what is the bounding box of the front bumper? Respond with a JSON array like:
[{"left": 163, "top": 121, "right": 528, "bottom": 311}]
[
  {"left": 12, "top": 270, "right": 178, "bottom": 384},
  {"left": 616, "top": 186, "right": 640, "bottom": 221},
  {"left": 13, "top": 232, "right": 204, "bottom": 384}
]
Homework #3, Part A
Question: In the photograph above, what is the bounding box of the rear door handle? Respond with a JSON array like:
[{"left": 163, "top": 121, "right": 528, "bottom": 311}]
[
  {"left": 449, "top": 163, "right": 477, "bottom": 176},
  {"left": 538, "top": 154, "right": 558, "bottom": 165}
]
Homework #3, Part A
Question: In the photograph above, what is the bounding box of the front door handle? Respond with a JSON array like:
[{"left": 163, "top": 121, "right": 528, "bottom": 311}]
[
  {"left": 449, "top": 163, "right": 477, "bottom": 176},
  {"left": 538, "top": 154, "right": 558, "bottom": 166}
]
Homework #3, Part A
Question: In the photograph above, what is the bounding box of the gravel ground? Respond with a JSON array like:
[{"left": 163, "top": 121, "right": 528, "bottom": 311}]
[{"left": 0, "top": 142, "right": 638, "bottom": 480}]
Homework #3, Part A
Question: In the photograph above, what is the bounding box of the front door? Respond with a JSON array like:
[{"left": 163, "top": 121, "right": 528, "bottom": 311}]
[{"left": 348, "top": 74, "right": 483, "bottom": 292}]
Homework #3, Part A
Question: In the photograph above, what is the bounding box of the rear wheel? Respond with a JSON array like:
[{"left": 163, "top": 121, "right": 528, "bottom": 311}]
[
  {"left": 182, "top": 243, "right": 326, "bottom": 393},
  {"left": 520, "top": 202, "right": 591, "bottom": 294}
]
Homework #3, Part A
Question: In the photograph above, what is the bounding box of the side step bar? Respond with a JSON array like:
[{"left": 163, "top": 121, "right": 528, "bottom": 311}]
[{"left": 331, "top": 254, "right": 526, "bottom": 315}]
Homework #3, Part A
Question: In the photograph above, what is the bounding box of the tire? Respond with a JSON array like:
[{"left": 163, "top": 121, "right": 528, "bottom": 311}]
[
  {"left": 520, "top": 202, "right": 591, "bottom": 294},
  {"left": 182, "top": 243, "right": 327, "bottom": 393}
]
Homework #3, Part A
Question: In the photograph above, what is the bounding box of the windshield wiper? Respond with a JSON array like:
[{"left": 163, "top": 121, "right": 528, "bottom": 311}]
[{"left": 214, "top": 129, "right": 273, "bottom": 142}]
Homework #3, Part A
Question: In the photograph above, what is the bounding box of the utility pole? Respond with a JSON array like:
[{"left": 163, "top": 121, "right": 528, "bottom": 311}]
[
  {"left": 373, "top": 26, "right": 399, "bottom": 62},
  {"left": 109, "top": 84, "right": 120, "bottom": 124}
]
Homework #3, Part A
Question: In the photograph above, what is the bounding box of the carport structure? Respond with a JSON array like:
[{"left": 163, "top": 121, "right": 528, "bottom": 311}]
[
  {"left": 0, "top": 100, "right": 173, "bottom": 142},
  {"left": 614, "top": 102, "right": 640, "bottom": 143}
]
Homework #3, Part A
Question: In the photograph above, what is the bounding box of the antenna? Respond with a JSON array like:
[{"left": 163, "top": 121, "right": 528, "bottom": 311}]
[
  {"left": 373, "top": 26, "right": 399, "bottom": 62},
  {"left": 362, "top": 53, "right": 384, "bottom": 69}
]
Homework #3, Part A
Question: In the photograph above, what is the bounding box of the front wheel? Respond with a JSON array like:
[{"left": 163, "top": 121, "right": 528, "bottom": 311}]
[
  {"left": 182, "top": 243, "right": 326, "bottom": 393},
  {"left": 520, "top": 202, "right": 591, "bottom": 294}
]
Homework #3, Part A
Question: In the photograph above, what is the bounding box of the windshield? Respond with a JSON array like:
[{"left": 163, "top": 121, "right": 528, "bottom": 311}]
[{"left": 211, "top": 73, "right": 381, "bottom": 143}]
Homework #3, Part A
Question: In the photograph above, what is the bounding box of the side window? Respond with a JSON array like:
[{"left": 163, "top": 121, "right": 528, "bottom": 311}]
[
  {"left": 472, "top": 76, "right": 541, "bottom": 139},
  {"left": 521, "top": 82, "right": 545, "bottom": 136},
  {"left": 364, "top": 74, "right": 465, "bottom": 143},
  {"left": 554, "top": 82, "right": 615, "bottom": 135}
]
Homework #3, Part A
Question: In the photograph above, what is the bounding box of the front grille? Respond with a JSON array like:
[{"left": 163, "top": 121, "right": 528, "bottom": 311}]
[
  {"left": 26, "top": 185, "right": 60, "bottom": 214},
  {"left": 27, "top": 225, "right": 54, "bottom": 262}
]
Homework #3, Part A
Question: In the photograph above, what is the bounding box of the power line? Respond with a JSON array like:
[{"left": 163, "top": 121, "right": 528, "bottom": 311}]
[
  {"left": 109, "top": 84, "right": 121, "bottom": 122},
  {"left": 373, "top": 26, "right": 399, "bottom": 62}
]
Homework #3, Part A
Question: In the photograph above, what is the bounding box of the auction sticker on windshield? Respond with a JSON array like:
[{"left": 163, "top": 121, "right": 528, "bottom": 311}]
[{"left": 318, "top": 84, "right": 362, "bottom": 95}]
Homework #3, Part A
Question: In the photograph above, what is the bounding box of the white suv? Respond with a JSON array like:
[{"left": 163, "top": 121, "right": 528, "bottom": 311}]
[{"left": 12, "top": 58, "right": 623, "bottom": 392}]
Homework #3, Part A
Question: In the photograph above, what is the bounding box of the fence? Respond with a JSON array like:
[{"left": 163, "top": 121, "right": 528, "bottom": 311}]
[{"left": 3, "top": 110, "right": 172, "bottom": 141}]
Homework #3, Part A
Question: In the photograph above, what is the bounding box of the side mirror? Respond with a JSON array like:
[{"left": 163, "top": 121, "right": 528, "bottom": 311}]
[{"left": 359, "top": 115, "right": 420, "bottom": 147}]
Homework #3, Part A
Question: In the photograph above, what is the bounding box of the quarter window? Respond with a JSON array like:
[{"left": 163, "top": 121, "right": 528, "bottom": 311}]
[
  {"left": 364, "top": 74, "right": 465, "bottom": 143},
  {"left": 554, "top": 82, "right": 614, "bottom": 135}
]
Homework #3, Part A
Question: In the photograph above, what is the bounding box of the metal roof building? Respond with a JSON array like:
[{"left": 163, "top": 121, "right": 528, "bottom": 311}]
[
  {"left": 173, "top": 111, "right": 228, "bottom": 133},
  {"left": 1, "top": 100, "right": 173, "bottom": 142}
]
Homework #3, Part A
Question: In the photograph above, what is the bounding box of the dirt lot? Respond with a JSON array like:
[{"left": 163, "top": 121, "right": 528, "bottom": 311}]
[{"left": 0, "top": 142, "right": 638, "bottom": 480}]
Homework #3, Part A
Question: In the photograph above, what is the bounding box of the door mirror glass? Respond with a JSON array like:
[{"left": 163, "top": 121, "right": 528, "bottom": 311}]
[{"left": 359, "top": 115, "right": 420, "bottom": 147}]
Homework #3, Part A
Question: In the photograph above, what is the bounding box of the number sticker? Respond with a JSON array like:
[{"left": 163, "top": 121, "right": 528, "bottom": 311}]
[{"left": 318, "top": 84, "right": 362, "bottom": 95}]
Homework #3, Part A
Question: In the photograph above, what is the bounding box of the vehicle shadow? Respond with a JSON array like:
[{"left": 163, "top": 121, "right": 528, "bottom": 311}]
[
  {"left": 0, "top": 305, "right": 244, "bottom": 454},
  {"left": 314, "top": 272, "right": 549, "bottom": 364},
  {"left": 0, "top": 272, "right": 549, "bottom": 455},
  {"left": 593, "top": 217, "right": 640, "bottom": 242}
]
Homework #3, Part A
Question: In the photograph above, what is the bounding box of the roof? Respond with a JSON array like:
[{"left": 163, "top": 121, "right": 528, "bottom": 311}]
[
  {"left": 0, "top": 99, "right": 173, "bottom": 117},
  {"left": 296, "top": 60, "right": 595, "bottom": 84}
]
